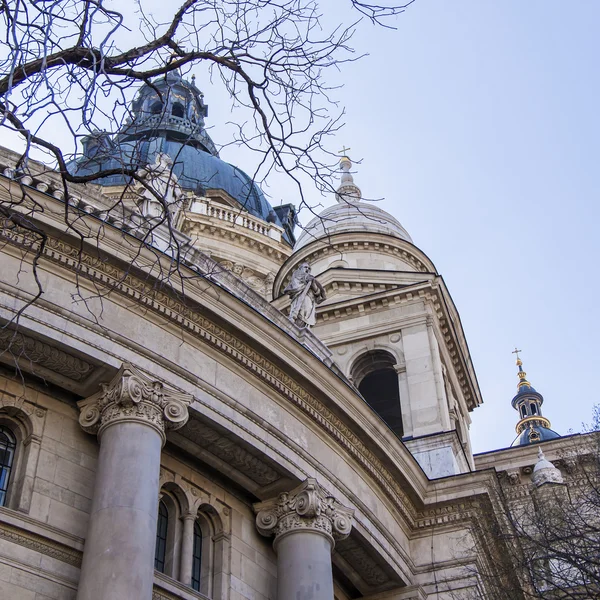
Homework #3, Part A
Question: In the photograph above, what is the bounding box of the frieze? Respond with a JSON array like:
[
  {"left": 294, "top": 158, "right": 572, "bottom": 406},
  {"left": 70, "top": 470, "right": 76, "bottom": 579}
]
[
  {"left": 180, "top": 419, "right": 280, "bottom": 486},
  {"left": 2, "top": 226, "right": 421, "bottom": 523},
  {"left": 0, "top": 327, "right": 94, "bottom": 382},
  {"left": 336, "top": 536, "right": 392, "bottom": 588},
  {"left": 0, "top": 522, "right": 82, "bottom": 567},
  {"left": 416, "top": 501, "right": 477, "bottom": 529}
]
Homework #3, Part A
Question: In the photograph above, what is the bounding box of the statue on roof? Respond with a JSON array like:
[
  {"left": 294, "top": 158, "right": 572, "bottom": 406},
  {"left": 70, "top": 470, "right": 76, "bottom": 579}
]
[
  {"left": 135, "top": 153, "right": 183, "bottom": 220},
  {"left": 284, "top": 262, "right": 326, "bottom": 328}
]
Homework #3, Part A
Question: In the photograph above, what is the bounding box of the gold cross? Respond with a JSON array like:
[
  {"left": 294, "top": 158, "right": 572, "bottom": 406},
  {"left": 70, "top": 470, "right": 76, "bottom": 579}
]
[
  {"left": 512, "top": 347, "right": 522, "bottom": 360},
  {"left": 338, "top": 146, "right": 351, "bottom": 156}
]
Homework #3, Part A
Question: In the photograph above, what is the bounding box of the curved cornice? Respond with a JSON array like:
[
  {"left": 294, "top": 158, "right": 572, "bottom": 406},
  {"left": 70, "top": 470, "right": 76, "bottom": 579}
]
[
  {"left": 274, "top": 231, "right": 439, "bottom": 298},
  {"left": 0, "top": 181, "right": 434, "bottom": 522}
]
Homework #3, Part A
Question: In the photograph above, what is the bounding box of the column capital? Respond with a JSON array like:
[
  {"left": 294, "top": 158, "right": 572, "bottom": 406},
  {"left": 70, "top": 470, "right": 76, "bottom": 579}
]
[
  {"left": 77, "top": 363, "right": 192, "bottom": 444},
  {"left": 253, "top": 478, "right": 353, "bottom": 548}
]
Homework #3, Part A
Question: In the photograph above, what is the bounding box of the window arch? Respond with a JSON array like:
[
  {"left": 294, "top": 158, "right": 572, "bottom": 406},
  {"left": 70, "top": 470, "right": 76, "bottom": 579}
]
[
  {"left": 191, "top": 520, "right": 203, "bottom": 592},
  {"left": 351, "top": 350, "right": 404, "bottom": 438},
  {"left": 150, "top": 101, "right": 164, "bottom": 115},
  {"left": 0, "top": 425, "right": 16, "bottom": 507}
]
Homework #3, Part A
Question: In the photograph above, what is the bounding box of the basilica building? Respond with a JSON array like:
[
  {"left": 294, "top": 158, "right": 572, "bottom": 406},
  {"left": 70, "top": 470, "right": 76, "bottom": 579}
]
[{"left": 0, "top": 73, "right": 593, "bottom": 600}]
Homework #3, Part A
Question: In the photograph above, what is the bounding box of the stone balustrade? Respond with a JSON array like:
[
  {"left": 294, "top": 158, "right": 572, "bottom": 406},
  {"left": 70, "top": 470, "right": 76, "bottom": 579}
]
[{"left": 188, "top": 197, "right": 283, "bottom": 242}]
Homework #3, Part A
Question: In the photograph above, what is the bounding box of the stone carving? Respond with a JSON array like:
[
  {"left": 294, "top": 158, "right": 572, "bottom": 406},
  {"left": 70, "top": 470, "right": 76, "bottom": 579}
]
[
  {"left": 135, "top": 153, "right": 183, "bottom": 219},
  {"left": 505, "top": 470, "right": 521, "bottom": 485},
  {"left": 78, "top": 363, "right": 192, "bottom": 443},
  {"left": 0, "top": 522, "right": 82, "bottom": 567},
  {"left": 0, "top": 328, "right": 93, "bottom": 382},
  {"left": 336, "top": 537, "right": 391, "bottom": 588},
  {"left": 284, "top": 263, "right": 326, "bottom": 327},
  {"left": 254, "top": 478, "right": 353, "bottom": 547},
  {"left": 180, "top": 419, "right": 280, "bottom": 486}
]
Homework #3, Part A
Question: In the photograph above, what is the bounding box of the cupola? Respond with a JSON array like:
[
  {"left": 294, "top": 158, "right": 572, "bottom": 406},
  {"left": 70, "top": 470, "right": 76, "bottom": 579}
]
[{"left": 510, "top": 350, "right": 560, "bottom": 446}]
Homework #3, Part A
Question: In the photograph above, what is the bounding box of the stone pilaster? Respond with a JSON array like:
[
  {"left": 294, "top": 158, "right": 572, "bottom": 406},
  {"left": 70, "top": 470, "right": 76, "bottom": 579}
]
[
  {"left": 76, "top": 364, "right": 192, "bottom": 600},
  {"left": 254, "top": 478, "right": 353, "bottom": 600}
]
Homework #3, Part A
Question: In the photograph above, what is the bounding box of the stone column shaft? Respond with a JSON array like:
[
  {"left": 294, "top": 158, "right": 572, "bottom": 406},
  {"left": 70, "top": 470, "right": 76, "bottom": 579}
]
[
  {"left": 76, "top": 364, "right": 192, "bottom": 600},
  {"left": 179, "top": 512, "right": 196, "bottom": 586},
  {"left": 254, "top": 478, "right": 354, "bottom": 600}
]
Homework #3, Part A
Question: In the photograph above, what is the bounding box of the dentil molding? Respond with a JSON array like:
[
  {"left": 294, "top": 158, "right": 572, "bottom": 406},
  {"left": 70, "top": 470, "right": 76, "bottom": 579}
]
[{"left": 254, "top": 478, "right": 354, "bottom": 548}]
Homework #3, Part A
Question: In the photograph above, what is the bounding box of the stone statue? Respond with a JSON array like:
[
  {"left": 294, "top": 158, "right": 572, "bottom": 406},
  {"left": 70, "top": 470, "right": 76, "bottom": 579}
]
[
  {"left": 135, "top": 153, "right": 183, "bottom": 219},
  {"left": 284, "top": 262, "right": 326, "bottom": 328}
]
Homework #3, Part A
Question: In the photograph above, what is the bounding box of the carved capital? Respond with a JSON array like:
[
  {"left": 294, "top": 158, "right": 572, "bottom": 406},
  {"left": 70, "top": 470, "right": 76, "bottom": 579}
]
[
  {"left": 253, "top": 478, "right": 354, "bottom": 548},
  {"left": 77, "top": 363, "right": 192, "bottom": 444}
]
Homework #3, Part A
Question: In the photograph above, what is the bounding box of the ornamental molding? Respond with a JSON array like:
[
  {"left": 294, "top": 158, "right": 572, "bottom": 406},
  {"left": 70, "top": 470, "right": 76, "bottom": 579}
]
[
  {"left": 335, "top": 536, "right": 394, "bottom": 589},
  {"left": 181, "top": 217, "right": 289, "bottom": 263},
  {"left": 254, "top": 478, "right": 354, "bottom": 548},
  {"left": 1, "top": 225, "right": 420, "bottom": 524},
  {"left": 276, "top": 237, "right": 433, "bottom": 292},
  {"left": 177, "top": 418, "right": 280, "bottom": 487},
  {"left": 0, "top": 326, "right": 94, "bottom": 382},
  {"left": 0, "top": 521, "right": 82, "bottom": 567},
  {"left": 78, "top": 363, "right": 192, "bottom": 443}
]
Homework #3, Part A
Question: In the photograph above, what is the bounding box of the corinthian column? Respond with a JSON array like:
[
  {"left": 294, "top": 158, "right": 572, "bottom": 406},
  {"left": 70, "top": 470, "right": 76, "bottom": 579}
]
[
  {"left": 76, "top": 364, "right": 192, "bottom": 600},
  {"left": 254, "top": 478, "right": 354, "bottom": 600}
]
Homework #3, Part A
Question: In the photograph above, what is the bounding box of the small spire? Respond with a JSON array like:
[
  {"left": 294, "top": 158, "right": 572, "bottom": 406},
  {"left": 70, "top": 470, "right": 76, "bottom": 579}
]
[
  {"left": 335, "top": 148, "right": 362, "bottom": 203},
  {"left": 512, "top": 347, "right": 531, "bottom": 389},
  {"left": 532, "top": 446, "right": 564, "bottom": 487}
]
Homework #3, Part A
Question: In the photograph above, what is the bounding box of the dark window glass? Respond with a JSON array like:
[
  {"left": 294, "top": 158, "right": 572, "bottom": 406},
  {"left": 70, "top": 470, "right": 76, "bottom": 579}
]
[
  {"left": 0, "top": 427, "right": 16, "bottom": 507},
  {"left": 150, "top": 101, "right": 164, "bottom": 115},
  {"left": 155, "top": 500, "right": 168, "bottom": 572},
  {"left": 191, "top": 521, "right": 202, "bottom": 591},
  {"left": 531, "top": 404, "right": 538, "bottom": 415},
  {"left": 358, "top": 368, "right": 403, "bottom": 437},
  {"left": 172, "top": 103, "right": 185, "bottom": 118},
  {"left": 521, "top": 405, "right": 527, "bottom": 418}
]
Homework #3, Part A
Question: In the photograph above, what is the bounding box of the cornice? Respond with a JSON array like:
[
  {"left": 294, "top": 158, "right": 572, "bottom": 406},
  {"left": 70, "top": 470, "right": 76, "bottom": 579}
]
[
  {"left": 1, "top": 208, "right": 426, "bottom": 526},
  {"left": 274, "top": 231, "right": 438, "bottom": 297}
]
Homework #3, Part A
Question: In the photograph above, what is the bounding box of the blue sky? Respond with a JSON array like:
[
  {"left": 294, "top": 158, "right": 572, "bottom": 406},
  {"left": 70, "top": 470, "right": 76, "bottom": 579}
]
[
  {"left": 4, "top": 1, "right": 598, "bottom": 454},
  {"left": 325, "top": 1, "right": 600, "bottom": 452},
  {"left": 220, "top": 0, "right": 597, "bottom": 453}
]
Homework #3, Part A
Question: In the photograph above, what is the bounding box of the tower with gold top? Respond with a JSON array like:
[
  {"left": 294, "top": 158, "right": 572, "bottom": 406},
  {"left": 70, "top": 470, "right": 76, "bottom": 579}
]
[{"left": 511, "top": 350, "right": 560, "bottom": 446}]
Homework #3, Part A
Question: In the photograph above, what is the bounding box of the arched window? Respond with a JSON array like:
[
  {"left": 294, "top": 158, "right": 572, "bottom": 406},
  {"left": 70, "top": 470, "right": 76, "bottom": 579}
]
[
  {"left": 521, "top": 405, "right": 527, "bottom": 418},
  {"left": 172, "top": 103, "right": 185, "bottom": 118},
  {"left": 155, "top": 500, "right": 169, "bottom": 573},
  {"left": 150, "top": 101, "right": 164, "bottom": 115},
  {"left": 191, "top": 520, "right": 203, "bottom": 592},
  {"left": 0, "top": 426, "right": 16, "bottom": 507},
  {"left": 530, "top": 403, "right": 538, "bottom": 415},
  {"left": 352, "top": 350, "right": 403, "bottom": 438}
]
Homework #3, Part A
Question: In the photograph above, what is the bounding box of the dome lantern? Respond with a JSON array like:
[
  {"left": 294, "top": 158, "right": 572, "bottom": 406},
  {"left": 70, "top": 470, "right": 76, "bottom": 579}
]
[{"left": 510, "top": 349, "right": 560, "bottom": 447}]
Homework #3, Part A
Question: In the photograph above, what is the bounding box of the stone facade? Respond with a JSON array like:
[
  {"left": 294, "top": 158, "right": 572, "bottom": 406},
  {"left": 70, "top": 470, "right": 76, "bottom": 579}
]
[{"left": 0, "top": 142, "right": 595, "bottom": 600}]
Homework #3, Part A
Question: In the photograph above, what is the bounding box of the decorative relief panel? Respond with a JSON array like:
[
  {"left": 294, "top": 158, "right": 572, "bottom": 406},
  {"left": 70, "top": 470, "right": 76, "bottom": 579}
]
[
  {"left": 0, "top": 327, "right": 94, "bottom": 382},
  {"left": 179, "top": 419, "right": 280, "bottom": 486},
  {"left": 335, "top": 536, "right": 392, "bottom": 589}
]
